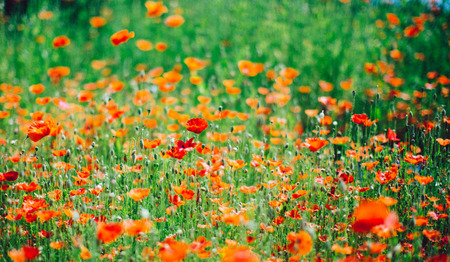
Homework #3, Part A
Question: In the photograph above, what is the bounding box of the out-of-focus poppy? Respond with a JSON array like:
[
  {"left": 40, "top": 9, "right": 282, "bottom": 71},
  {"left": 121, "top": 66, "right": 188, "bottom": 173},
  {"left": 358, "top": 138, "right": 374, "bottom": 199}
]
[
  {"left": 29, "top": 84, "right": 45, "bottom": 94},
  {"left": 145, "top": 1, "right": 168, "bottom": 17},
  {"left": 90, "top": 16, "right": 106, "bottom": 27},
  {"left": 221, "top": 246, "right": 259, "bottom": 262},
  {"left": 52, "top": 36, "right": 70, "bottom": 48},
  {"left": 158, "top": 238, "right": 189, "bottom": 262},
  {"left": 110, "top": 30, "right": 135, "bottom": 46},
  {"left": 97, "top": 222, "right": 123, "bottom": 244},
  {"left": 351, "top": 201, "right": 396, "bottom": 233},
  {"left": 122, "top": 219, "right": 153, "bottom": 236},
  {"left": 165, "top": 15, "right": 185, "bottom": 27},
  {"left": 286, "top": 231, "right": 313, "bottom": 256}
]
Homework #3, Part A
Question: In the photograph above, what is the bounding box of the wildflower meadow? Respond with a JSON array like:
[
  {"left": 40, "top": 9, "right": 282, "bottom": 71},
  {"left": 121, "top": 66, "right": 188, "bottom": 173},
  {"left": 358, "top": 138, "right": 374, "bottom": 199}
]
[{"left": 0, "top": 0, "right": 449, "bottom": 261}]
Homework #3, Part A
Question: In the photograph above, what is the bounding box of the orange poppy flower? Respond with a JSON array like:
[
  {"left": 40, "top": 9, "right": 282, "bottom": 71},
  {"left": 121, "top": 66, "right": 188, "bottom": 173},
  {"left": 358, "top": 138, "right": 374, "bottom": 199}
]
[
  {"left": 158, "top": 238, "right": 189, "bottom": 262},
  {"left": 97, "top": 222, "right": 123, "bottom": 244},
  {"left": 145, "top": 1, "right": 168, "bottom": 17},
  {"left": 239, "top": 186, "right": 258, "bottom": 194},
  {"left": 48, "top": 66, "right": 70, "bottom": 83},
  {"left": 340, "top": 78, "right": 352, "bottom": 90},
  {"left": 386, "top": 13, "right": 400, "bottom": 25},
  {"left": 226, "top": 86, "right": 242, "bottom": 95},
  {"left": 36, "top": 97, "right": 51, "bottom": 105},
  {"left": 405, "top": 154, "right": 428, "bottom": 165},
  {"left": 127, "top": 188, "right": 150, "bottom": 201},
  {"left": 78, "top": 90, "right": 94, "bottom": 102},
  {"left": 90, "top": 16, "right": 106, "bottom": 27},
  {"left": 222, "top": 210, "right": 249, "bottom": 226},
  {"left": 319, "top": 80, "right": 334, "bottom": 92},
  {"left": 29, "top": 84, "right": 45, "bottom": 94},
  {"left": 110, "top": 29, "right": 135, "bottom": 46},
  {"left": 52, "top": 36, "right": 70, "bottom": 48},
  {"left": 165, "top": 15, "right": 185, "bottom": 27},
  {"left": 184, "top": 57, "right": 207, "bottom": 71},
  {"left": 186, "top": 118, "right": 208, "bottom": 134},
  {"left": 122, "top": 219, "right": 153, "bottom": 236},
  {"left": 280, "top": 67, "right": 299, "bottom": 79},
  {"left": 286, "top": 231, "right": 313, "bottom": 255},
  {"left": 190, "top": 76, "right": 203, "bottom": 85},
  {"left": 143, "top": 138, "right": 161, "bottom": 149},
  {"left": 304, "top": 138, "right": 329, "bottom": 152},
  {"left": 52, "top": 150, "right": 67, "bottom": 157},
  {"left": 221, "top": 246, "right": 259, "bottom": 262},
  {"left": 111, "top": 129, "right": 128, "bottom": 137},
  {"left": 414, "top": 176, "right": 433, "bottom": 185},
  {"left": 361, "top": 161, "right": 379, "bottom": 171},
  {"left": 0, "top": 111, "right": 10, "bottom": 119},
  {"left": 155, "top": 42, "right": 168, "bottom": 52},
  {"left": 238, "top": 60, "right": 263, "bottom": 77},
  {"left": 49, "top": 241, "right": 66, "bottom": 250},
  {"left": 136, "top": 39, "right": 153, "bottom": 51},
  {"left": 436, "top": 138, "right": 450, "bottom": 146},
  {"left": 38, "top": 11, "right": 53, "bottom": 20},
  {"left": 30, "top": 111, "right": 44, "bottom": 121}
]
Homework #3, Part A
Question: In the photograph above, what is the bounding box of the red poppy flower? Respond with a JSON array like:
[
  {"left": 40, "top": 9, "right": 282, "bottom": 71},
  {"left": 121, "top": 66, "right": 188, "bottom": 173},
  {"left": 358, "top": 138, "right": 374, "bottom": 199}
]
[
  {"left": 186, "top": 118, "right": 208, "bottom": 134},
  {"left": 351, "top": 201, "right": 396, "bottom": 233},
  {"left": 166, "top": 147, "right": 187, "bottom": 160},
  {"left": 1, "top": 171, "right": 19, "bottom": 181},
  {"left": 175, "top": 137, "right": 198, "bottom": 151},
  {"left": 387, "top": 128, "right": 400, "bottom": 142},
  {"left": 27, "top": 120, "right": 52, "bottom": 142}
]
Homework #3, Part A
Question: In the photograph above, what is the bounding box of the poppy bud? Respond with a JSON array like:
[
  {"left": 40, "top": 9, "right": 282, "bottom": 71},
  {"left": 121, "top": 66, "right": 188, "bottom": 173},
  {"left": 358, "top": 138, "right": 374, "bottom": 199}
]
[
  {"left": 218, "top": 106, "right": 223, "bottom": 112},
  {"left": 352, "top": 90, "right": 356, "bottom": 97}
]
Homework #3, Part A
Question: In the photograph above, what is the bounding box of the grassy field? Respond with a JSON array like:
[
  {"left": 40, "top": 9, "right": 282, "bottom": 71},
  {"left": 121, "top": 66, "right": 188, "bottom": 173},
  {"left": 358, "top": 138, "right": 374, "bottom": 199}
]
[{"left": 0, "top": 0, "right": 449, "bottom": 261}]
